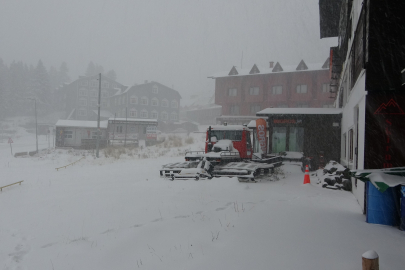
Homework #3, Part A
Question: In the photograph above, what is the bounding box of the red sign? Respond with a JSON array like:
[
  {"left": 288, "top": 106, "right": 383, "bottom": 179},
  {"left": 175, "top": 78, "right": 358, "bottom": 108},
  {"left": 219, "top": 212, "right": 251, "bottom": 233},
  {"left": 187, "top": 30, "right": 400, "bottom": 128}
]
[
  {"left": 256, "top": 118, "right": 267, "bottom": 155},
  {"left": 373, "top": 99, "right": 405, "bottom": 115},
  {"left": 8, "top": 138, "right": 13, "bottom": 143}
]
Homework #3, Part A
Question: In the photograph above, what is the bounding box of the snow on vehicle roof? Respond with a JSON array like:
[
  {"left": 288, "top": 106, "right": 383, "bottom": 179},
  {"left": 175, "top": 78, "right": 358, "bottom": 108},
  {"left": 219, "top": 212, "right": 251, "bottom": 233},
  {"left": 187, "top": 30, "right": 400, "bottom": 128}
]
[
  {"left": 208, "top": 125, "right": 249, "bottom": 131},
  {"left": 256, "top": 108, "right": 342, "bottom": 115},
  {"left": 55, "top": 120, "right": 108, "bottom": 128}
]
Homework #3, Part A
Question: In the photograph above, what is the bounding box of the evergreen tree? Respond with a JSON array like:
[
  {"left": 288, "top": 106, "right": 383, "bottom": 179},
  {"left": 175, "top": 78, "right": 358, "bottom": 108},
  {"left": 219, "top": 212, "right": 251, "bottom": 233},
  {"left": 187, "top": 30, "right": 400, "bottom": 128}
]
[
  {"left": 33, "top": 60, "right": 51, "bottom": 106},
  {"left": 85, "top": 61, "right": 105, "bottom": 77},
  {"left": 85, "top": 61, "right": 96, "bottom": 77},
  {"left": 106, "top": 69, "right": 117, "bottom": 80},
  {"left": 59, "top": 62, "right": 70, "bottom": 85},
  {"left": 0, "top": 58, "right": 10, "bottom": 119}
]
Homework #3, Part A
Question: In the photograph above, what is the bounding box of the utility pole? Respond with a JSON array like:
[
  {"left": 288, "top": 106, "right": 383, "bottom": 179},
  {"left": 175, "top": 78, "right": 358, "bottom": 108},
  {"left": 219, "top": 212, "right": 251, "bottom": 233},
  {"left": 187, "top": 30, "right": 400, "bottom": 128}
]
[
  {"left": 27, "top": 98, "right": 38, "bottom": 154},
  {"left": 124, "top": 107, "right": 127, "bottom": 147},
  {"left": 112, "top": 113, "right": 116, "bottom": 146},
  {"left": 34, "top": 98, "right": 38, "bottom": 153},
  {"left": 96, "top": 73, "right": 101, "bottom": 158}
]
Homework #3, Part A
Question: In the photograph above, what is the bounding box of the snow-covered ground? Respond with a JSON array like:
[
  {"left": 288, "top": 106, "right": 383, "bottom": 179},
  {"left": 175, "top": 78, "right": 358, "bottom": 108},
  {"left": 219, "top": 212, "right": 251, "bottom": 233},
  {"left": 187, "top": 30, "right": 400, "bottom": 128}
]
[{"left": 1, "top": 118, "right": 405, "bottom": 269}]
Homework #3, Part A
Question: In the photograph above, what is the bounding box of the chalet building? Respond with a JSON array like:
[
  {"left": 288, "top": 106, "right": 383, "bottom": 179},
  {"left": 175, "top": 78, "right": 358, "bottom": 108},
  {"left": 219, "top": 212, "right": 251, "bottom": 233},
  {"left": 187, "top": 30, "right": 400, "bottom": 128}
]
[
  {"left": 107, "top": 81, "right": 181, "bottom": 124},
  {"left": 210, "top": 59, "right": 334, "bottom": 116},
  {"left": 57, "top": 74, "right": 127, "bottom": 121},
  {"left": 319, "top": 0, "right": 405, "bottom": 216}
]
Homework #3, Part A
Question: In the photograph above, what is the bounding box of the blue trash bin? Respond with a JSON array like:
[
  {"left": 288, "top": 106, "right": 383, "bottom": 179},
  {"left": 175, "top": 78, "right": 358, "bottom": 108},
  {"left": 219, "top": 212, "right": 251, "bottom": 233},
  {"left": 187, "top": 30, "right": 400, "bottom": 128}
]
[{"left": 366, "top": 182, "right": 399, "bottom": 226}]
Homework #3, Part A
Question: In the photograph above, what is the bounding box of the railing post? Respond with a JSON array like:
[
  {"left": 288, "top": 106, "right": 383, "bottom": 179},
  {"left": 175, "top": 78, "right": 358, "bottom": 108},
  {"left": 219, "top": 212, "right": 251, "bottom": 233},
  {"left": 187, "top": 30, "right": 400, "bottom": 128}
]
[{"left": 362, "top": 250, "right": 379, "bottom": 270}]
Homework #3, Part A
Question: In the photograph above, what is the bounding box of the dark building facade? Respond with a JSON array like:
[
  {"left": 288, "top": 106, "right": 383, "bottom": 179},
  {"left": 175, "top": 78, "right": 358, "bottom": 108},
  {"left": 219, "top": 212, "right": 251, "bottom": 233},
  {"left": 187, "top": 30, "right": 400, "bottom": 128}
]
[
  {"left": 57, "top": 74, "right": 127, "bottom": 121},
  {"left": 107, "top": 81, "right": 181, "bottom": 124}
]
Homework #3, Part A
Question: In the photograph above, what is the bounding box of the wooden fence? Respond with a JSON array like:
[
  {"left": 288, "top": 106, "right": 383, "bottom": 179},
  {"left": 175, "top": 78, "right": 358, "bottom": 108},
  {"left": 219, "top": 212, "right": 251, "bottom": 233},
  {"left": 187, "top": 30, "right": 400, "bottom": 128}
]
[
  {"left": 0, "top": 181, "right": 23, "bottom": 192},
  {"left": 55, "top": 157, "right": 85, "bottom": 171}
]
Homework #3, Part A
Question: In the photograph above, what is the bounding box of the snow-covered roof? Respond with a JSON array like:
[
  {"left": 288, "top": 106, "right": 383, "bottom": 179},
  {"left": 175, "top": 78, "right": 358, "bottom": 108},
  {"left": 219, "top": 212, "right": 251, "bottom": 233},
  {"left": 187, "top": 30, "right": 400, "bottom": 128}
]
[
  {"left": 217, "top": 115, "right": 268, "bottom": 120},
  {"left": 247, "top": 120, "right": 269, "bottom": 128},
  {"left": 92, "top": 110, "right": 114, "bottom": 118},
  {"left": 210, "top": 62, "right": 328, "bottom": 79},
  {"left": 257, "top": 108, "right": 342, "bottom": 115},
  {"left": 108, "top": 118, "right": 158, "bottom": 123},
  {"left": 55, "top": 120, "right": 108, "bottom": 128}
]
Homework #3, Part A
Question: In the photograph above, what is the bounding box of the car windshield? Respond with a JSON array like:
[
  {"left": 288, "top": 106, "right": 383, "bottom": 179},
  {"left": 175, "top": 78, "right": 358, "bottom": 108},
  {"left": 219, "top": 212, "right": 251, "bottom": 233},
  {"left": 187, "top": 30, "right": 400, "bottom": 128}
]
[{"left": 210, "top": 130, "right": 242, "bottom": 141}]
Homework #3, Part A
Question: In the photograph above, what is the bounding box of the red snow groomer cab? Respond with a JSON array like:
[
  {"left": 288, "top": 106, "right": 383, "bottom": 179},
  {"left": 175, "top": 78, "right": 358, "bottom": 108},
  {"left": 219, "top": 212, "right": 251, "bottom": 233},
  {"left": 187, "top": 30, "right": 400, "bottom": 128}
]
[{"left": 185, "top": 125, "right": 253, "bottom": 163}]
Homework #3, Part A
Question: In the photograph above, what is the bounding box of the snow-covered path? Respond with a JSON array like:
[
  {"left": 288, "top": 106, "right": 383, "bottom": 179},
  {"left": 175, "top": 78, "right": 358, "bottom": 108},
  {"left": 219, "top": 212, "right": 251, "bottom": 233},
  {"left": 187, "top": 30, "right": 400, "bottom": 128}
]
[{"left": 1, "top": 130, "right": 405, "bottom": 269}]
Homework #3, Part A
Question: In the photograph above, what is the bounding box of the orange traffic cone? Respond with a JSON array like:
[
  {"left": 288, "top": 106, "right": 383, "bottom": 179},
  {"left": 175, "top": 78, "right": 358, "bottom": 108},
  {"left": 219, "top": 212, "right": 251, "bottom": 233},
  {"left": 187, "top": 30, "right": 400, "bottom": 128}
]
[{"left": 303, "top": 165, "right": 311, "bottom": 184}]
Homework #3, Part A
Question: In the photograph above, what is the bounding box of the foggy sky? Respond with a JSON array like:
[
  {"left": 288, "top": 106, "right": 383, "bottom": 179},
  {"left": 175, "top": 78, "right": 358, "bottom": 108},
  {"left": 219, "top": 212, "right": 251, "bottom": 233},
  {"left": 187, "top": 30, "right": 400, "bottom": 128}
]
[{"left": 0, "top": 0, "right": 337, "bottom": 100}]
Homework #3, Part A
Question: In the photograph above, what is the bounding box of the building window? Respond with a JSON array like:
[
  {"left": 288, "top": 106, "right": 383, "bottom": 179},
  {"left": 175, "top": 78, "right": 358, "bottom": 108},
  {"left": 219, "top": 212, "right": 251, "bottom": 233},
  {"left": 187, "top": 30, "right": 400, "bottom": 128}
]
[
  {"left": 91, "top": 131, "right": 100, "bottom": 139},
  {"left": 161, "top": 99, "right": 168, "bottom": 107},
  {"left": 171, "top": 112, "right": 178, "bottom": 120},
  {"left": 171, "top": 100, "right": 178, "bottom": 108},
  {"left": 78, "top": 109, "right": 87, "bottom": 116},
  {"left": 152, "top": 85, "right": 158, "bottom": 94},
  {"left": 90, "top": 90, "right": 97, "bottom": 97},
  {"left": 272, "top": 85, "right": 283, "bottom": 95},
  {"left": 230, "top": 105, "right": 239, "bottom": 115},
  {"left": 90, "top": 99, "right": 97, "bottom": 107},
  {"left": 80, "top": 81, "right": 88, "bottom": 86},
  {"left": 349, "top": 129, "right": 354, "bottom": 161},
  {"left": 297, "top": 104, "right": 308, "bottom": 108},
  {"left": 161, "top": 111, "right": 168, "bottom": 120},
  {"left": 249, "top": 87, "right": 259, "bottom": 95},
  {"left": 228, "top": 88, "right": 237, "bottom": 96},
  {"left": 296, "top": 84, "right": 308, "bottom": 93},
  {"left": 151, "top": 110, "right": 158, "bottom": 119},
  {"left": 250, "top": 104, "right": 261, "bottom": 114},
  {"left": 322, "top": 83, "right": 330, "bottom": 93},
  {"left": 342, "top": 133, "right": 347, "bottom": 160},
  {"left": 79, "top": 88, "right": 88, "bottom": 96},
  {"left": 140, "top": 110, "right": 148, "bottom": 118},
  {"left": 116, "top": 126, "right": 123, "bottom": 133},
  {"left": 102, "top": 82, "right": 109, "bottom": 88},
  {"left": 130, "top": 95, "right": 138, "bottom": 104},
  {"left": 101, "top": 91, "right": 107, "bottom": 98},
  {"left": 79, "top": 98, "right": 87, "bottom": 106},
  {"left": 141, "top": 97, "right": 148, "bottom": 105},
  {"left": 151, "top": 98, "right": 159, "bottom": 106},
  {"left": 64, "top": 130, "right": 73, "bottom": 139},
  {"left": 323, "top": 104, "right": 334, "bottom": 108},
  {"left": 90, "top": 81, "right": 98, "bottom": 87},
  {"left": 129, "top": 109, "right": 137, "bottom": 118}
]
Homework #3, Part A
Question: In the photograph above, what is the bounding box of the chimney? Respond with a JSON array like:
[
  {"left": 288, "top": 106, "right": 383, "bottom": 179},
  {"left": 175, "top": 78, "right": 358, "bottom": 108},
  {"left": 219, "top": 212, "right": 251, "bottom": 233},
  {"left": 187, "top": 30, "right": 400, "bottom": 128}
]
[{"left": 269, "top": 61, "right": 274, "bottom": 68}]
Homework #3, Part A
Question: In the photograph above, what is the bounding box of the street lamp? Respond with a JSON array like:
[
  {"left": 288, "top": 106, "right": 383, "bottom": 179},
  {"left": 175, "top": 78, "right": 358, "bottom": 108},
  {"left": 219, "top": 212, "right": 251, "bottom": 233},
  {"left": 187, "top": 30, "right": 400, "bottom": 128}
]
[{"left": 26, "top": 98, "right": 38, "bottom": 154}]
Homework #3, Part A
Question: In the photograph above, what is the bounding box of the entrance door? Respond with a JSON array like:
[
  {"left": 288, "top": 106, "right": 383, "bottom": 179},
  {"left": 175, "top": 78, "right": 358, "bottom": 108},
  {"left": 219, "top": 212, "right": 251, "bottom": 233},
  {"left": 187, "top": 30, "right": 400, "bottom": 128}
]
[
  {"left": 272, "top": 127, "right": 286, "bottom": 153},
  {"left": 289, "top": 127, "right": 304, "bottom": 152}
]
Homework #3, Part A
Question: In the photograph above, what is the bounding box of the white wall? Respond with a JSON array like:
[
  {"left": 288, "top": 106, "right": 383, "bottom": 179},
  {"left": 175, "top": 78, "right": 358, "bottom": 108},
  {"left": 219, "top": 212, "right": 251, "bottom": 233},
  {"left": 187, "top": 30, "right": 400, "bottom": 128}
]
[{"left": 340, "top": 69, "right": 367, "bottom": 212}]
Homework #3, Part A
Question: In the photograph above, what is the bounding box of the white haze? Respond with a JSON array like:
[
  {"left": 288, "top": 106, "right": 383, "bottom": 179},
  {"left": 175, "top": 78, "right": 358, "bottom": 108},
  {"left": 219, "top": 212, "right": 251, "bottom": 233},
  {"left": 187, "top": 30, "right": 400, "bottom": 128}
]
[{"left": 0, "top": 0, "right": 337, "bottom": 98}]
